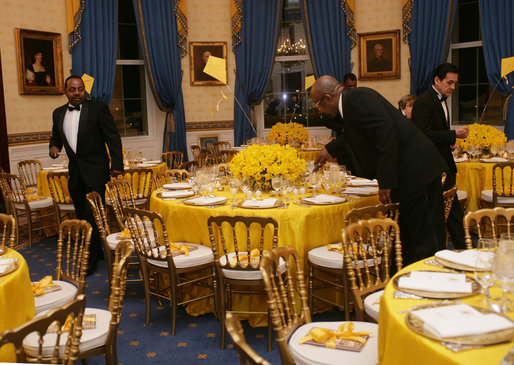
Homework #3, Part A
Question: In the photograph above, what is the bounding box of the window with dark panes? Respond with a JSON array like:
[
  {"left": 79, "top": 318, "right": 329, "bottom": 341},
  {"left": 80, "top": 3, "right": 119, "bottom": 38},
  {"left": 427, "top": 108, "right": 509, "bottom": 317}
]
[
  {"left": 450, "top": 0, "right": 506, "bottom": 126},
  {"left": 109, "top": 0, "right": 148, "bottom": 137}
]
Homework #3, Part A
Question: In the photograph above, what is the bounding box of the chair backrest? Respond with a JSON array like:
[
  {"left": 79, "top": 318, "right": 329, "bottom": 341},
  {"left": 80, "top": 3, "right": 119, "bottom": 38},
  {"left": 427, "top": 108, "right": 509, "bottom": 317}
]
[
  {"left": 169, "top": 169, "right": 190, "bottom": 182},
  {"left": 225, "top": 313, "right": 272, "bottom": 365},
  {"left": 220, "top": 149, "right": 238, "bottom": 163},
  {"left": 1, "top": 172, "right": 28, "bottom": 204},
  {"left": 56, "top": 219, "right": 91, "bottom": 295},
  {"left": 207, "top": 215, "right": 278, "bottom": 273},
  {"left": 443, "top": 185, "right": 458, "bottom": 223},
  {"left": 47, "top": 171, "right": 72, "bottom": 204},
  {"left": 259, "top": 246, "right": 311, "bottom": 365},
  {"left": 492, "top": 162, "right": 514, "bottom": 205},
  {"left": 161, "top": 151, "right": 184, "bottom": 169},
  {"left": 0, "top": 294, "right": 86, "bottom": 364},
  {"left": 342, "top": 218, "right": 402, "bottom": 321},
  {"left": 86, "top": 191, "right": 113, "bottom": 281},
  {"left": 106, "top": 179, "right": 137, "bottom": 229},
  {"left": 463, "top": 207, "right": 514, "bottom": 249},
  {"left": 118, "top": 168, "right": 153, "bottom": 203},
  {"left": 182, "top": 160, "right": 200, "bottom": 173},
  {"left": 345, "top": 203, "right": 400, "bottom": 225},
  {"left": 198, "top": 149, "right": 217, "bottom": 166},
  {"left": 0, "top": 213, "right": 16, "bottom": 248},
  {"left": 213, "top": 141, "right": 232, "bottom": 155},
  {"left": 17, "top": 159, "right": 42, "bottom": 189}
]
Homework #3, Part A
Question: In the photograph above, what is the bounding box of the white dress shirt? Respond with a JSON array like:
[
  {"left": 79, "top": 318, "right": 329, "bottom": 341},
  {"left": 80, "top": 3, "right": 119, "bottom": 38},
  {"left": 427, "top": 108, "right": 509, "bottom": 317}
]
[
  {"left": 432, "top": 86, "right": 449, "bottom": 123},
  {"left": 63, "top": 104, "right": 81, "bottom": 153}
]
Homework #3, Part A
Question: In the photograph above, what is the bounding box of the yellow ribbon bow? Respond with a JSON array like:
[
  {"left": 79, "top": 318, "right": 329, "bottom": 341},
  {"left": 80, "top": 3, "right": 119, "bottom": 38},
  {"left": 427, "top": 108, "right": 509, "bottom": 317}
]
[{"left": 299, "top": 322, "right": 372, "bottom": 349}]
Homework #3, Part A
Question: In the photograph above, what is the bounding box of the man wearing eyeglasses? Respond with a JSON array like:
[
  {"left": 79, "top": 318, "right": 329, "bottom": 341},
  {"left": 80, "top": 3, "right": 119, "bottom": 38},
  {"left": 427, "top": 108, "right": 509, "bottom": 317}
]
[{"left": 312, "top": 75, "right": 447, "bottom": 265}]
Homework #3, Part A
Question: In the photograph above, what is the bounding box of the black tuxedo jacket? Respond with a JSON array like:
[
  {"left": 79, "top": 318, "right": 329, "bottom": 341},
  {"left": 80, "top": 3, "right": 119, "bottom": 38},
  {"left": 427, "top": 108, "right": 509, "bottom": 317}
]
[
  {"left": 411, "top": 86, "right": 457, "bottom": 173},
  {"left": 326, "top": 87, "right": 447, "bottom": 201},
  {"left": 50, "top": 99, "right": 123, "bottom": 188}
]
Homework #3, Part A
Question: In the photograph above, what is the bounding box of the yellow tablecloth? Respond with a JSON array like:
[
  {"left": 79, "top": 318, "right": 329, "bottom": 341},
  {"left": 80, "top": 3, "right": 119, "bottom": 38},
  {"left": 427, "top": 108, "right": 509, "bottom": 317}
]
[
  {"left": 297, "top": 149, "right": 322, "bottom": 162},
  {"left": 37, "top": 162, "right": 167, "bottom": 197},
  {"left": 0, "top": 249, "right": 36, "bottom": 361},
  {"left": 150, "top": 189, "right": 380, "bottom": 323},
  {"left": 456, "top": 161, "right": 495, "bottom": 212},
  {"left": 378, "top": 258, "right": 513, "bottom": 365}
]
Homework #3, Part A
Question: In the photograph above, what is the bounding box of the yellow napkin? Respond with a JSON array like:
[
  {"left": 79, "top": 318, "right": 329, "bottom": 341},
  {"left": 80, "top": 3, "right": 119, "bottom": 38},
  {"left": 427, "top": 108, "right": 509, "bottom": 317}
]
[
  {"left": 170, "top": 243, "right": 190, "bottom": 256},
  {"left": 299, "top": 322, "right": 372, "bottom": 348},
  {"left": 32, "top": 275, "right": 54, "bottom": 296},
  {"left": 230, "top": 248, "right": 260, "bottom": 267},
  {"left": 327, "top": 243, "right": 344, "bottom": 253},
  {"left": 25, "top": 194, "right": 42, "bottom": 201}
]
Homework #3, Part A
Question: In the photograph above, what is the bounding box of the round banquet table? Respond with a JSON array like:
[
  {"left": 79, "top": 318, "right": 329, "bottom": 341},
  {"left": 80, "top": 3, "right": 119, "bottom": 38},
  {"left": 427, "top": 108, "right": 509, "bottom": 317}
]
[
  {"left": 0, "top": 249, "right": 36, "bottom": 361},
  {"left": 149, "top": 188, "right": 380, "bottom": 324},
  {"left": 378, "top": 257, "right": 513, "bottom": 365}
]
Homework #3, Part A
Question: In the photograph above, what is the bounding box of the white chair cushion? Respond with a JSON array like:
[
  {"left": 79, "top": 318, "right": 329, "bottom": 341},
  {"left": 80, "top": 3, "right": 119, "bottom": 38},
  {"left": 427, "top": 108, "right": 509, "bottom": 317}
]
[
  {"left": 23, "top": 307, "right": 111, "bottom": 357},
  {"left": 107, "top": 232, "right": 124, "bottom": 250},
  {"left": 288, "top": 321, "right": 379, "bottom": 365},
  {"left": 15, "top": 196, "right": 54, "bottom": 210},
  {"left": 35, "top": 280, "right": 77, "bottom": 314},
  {"left": 147, "top": 243, "right": 214, "bottom": 269},
  {"left": 364, "top": 290, "right": 384, "bottom": 322},
  {"left": 308, "top": 244, "right": 381, "bottom": 270},
  {"left": 220, "top": 252, "right": 286, "bottom": 280},
  {"left": 457, "top": 190, "right": 467, "bottom": 201},
  {"left": 57, "top": 203, "right": 75, "bottom": 211},
  {"left": 480, "top": 190, "right": 514, "bottom": 204}
]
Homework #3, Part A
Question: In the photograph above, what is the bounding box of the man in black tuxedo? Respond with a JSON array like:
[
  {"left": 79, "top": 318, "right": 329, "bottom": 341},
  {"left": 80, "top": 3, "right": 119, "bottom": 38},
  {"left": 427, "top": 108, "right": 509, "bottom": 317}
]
[
  {"left": 412, "top": 63, "right": 469, "bottom": 249},
  {"left": 49, "top": 75, "right": 123, "bottom": 275},
  {"left": 313, "top": 75, "right": 447, "bottom": 265}
]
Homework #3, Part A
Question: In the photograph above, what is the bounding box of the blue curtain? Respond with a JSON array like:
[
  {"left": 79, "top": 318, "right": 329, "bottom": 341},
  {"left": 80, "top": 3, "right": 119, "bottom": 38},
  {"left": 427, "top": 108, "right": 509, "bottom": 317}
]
[
  {"left": 408, "top": 0, "right": 457, "bottom": 95},
  {"left": 301, "top": 0, "right": 352, "bottom": 82},
  {"left": 480, "top": 1, "right": 514, "bottom": 139},
  {"left": 71, "top": 0, "right": 117, "bottom": 103},
  {"left": 133, "top": 0, "right": 187, "bottom": 158},
  {"left": 233, "top": 0, "right": 281, "bottom": 146}
]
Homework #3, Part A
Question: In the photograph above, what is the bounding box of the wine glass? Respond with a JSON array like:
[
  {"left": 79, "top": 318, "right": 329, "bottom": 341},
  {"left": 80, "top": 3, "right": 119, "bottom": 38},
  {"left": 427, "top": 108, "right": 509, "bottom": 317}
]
[
  {"left": 474, "top": 243, "right": 495, "bottom": 305},
  {"left": 493, "top": 250, "right": 514, "bottom": 312},
  {"left": 490, "top": 143, "right": 499, "bottom": 157},
  {"left": 328, "top": 169, "right": 341, "bottom": 194},
  {"left": 308, "top": 172, "right": 321, "bottom": 196},
  {"left": 271, "top": 175, "right": 283, "bottom": 196},
  {"left": 229, "top": 179, "right": 240, "bottom": 202},
  {"left": 466, "top": 144, "right": 475, "bottom": 161}
]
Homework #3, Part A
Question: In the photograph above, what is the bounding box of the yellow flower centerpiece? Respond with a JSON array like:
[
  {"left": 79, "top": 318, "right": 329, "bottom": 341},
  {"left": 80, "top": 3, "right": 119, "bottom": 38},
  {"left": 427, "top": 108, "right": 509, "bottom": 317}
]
[
  {"left": 267, "top": 122, "right": 309, "bottom": 147},
  {"left": 229, "top": 144, "right": 306, "bottom": 191},
  {"left": 456, "top": 123, "right": 506, "bottom": 154}
]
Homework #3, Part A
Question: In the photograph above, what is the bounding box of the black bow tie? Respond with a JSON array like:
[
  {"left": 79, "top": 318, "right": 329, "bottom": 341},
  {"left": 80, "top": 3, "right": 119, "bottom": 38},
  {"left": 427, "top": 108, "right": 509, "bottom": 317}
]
[
  {"left": 440, "top": 96, "right": 447, "bottom": 102},
  {"left": 68, "top": 105, "right": 81, "bottom": 112}
]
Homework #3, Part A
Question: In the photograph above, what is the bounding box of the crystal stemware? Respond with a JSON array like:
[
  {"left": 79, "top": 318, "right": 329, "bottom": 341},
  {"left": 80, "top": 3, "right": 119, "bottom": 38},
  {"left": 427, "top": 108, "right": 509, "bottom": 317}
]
[
  {"left": 308, "top": 172, "right": 321, "bottom": 196},
  {"left": 271, "top": 175, "right": 283, "bottom": 196},
  {"left": 229, "top": 179, "right": 240, "bottom": 202}
]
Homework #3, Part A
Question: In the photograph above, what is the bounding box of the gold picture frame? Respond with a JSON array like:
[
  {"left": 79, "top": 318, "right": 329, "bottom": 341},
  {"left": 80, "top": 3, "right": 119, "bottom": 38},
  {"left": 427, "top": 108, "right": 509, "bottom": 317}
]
[
  {"left": 15, "top": 28, "right": 64, "bottom": 95},
  {"left": 189, "top": 41, "right": 227, "bottom": 86},
  {"left": 358, "top": 30, "right": 400, "bottom": 81},
  {"left": 198, "top": 134, "right": 220, "bottom": 151}
]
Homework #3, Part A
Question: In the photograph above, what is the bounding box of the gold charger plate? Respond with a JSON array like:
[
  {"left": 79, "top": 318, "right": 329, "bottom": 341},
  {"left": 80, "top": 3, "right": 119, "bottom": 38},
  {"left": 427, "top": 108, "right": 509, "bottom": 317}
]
[
  {"left": 0, "top": 246, "right": 8, "bottom": 256},
  {"left": 238, "top": 199, "right": 283, "bottom": 209},
  {"left": 393, "top": 270, "right": 480, "bottom": 299},
  {"left": 0, "top": 260, "right": 18, "bottom": 277},
  {"left": 434, "top": 256, "right": 488, "bottom": 272},
  {"left": 183, "top": 197, "right": 227, "bottom": 206},
  {"left": 157, "top": 191, "right": 194, "bottom": 199},
  {"left": 300, "top": 196, "right": 346, "bottom": 205},
  {"left": 405, "top": 302, "right": 514, "bottom": 345}
]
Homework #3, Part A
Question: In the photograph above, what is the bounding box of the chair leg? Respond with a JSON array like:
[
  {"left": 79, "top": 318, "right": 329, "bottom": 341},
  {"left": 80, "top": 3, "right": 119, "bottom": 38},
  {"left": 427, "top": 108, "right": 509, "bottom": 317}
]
[
  {"left": 308, "top": 265, "right": 313, "bottom": 311},
  {"left": 27, "top": 210, "right": 33, "bottom": 247},
  {"left": 267, "top": 308, "right": 273, "bottom": 352},
  {"left": 140, "top": 263, "right": 152, "bottom": 326},
  {"left": 171, "top": 276, "right": 178, "bottom": 336},
  {"left": 219, "top": 284, "right": 227, "bottom": 349}
]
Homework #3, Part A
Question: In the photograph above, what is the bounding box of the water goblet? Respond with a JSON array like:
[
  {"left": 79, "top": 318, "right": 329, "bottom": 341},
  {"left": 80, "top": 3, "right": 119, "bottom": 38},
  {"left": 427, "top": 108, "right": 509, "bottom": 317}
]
[
  {"left": 493, "top": 251, "right": 514, "bottom": 313},
  {"left": 474, "top": 251, "right": 495, "bottom": 305},
  {"left": 490, "top": 143, "right": 499, "bottom": 157},
  {"left": 229, "top": 179, "right": 241, "bottom": 202},
  {"left": 271, "top": 175, "right": 283, "bottom": 196},
  {"left": 308, "top": 172, "right": 321, "bottom": 196}
]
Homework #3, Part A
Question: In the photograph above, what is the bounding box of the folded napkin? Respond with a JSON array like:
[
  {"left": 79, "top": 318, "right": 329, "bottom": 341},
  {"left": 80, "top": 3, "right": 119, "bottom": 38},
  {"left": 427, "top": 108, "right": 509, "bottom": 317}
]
[
  {"left": 0, "top": 258, "right": 17, "bottom": 274},
  {"left": 161, "top": 190, "right": 194, "bottom": 198},
  {"left": 347, "top": 179, "right": 378, "bottom": 187},
  {"left": 481, "top": 157, "right": 508, "bottom": 163},
  {"left": 145, "top": 159, "right": 162, "bottom": 164},
  {"left": 164, "top": 182, "right": 192, "bottom": 190},
  {"left": 186, "top": 196, "right": 226, "bottom": 205},
  {"left": 453, "top": 156, "right": 468, "bottom": 163},
  {"left": 435, "top": 249, "right": 493, "bottom": 269},
  {"left": 412, "top": 304, "right": 514, "bottom": 338},
  {"left": 299, "top": 322, "right": 372, "bottom": 349},
  {"left": 398, "top": 271, "right": 472, "bottom": 293},
  {"left": 241, "top": 198, "right": 278, "bottom": 208},
  {"left": 303, "top": 194, "right": 345, "bottom": 204},
  {"left": 344, "top": 187, "right": 378, "bottom": 196}
]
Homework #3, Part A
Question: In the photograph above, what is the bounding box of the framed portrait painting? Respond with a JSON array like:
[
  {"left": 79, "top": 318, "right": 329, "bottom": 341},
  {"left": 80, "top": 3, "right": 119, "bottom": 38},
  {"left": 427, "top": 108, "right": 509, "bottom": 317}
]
[
  {"left": 189, "top": 41, "right": 227, "bottom": 86},
  {"left": 358, "top": 30, "right": 400, "bottom": 80},
  {"left": 198, "top": 134, "right": 219, "bottom": 151},
  {"left": 15, "top": 28, "right": 64, "bottom": 95}
]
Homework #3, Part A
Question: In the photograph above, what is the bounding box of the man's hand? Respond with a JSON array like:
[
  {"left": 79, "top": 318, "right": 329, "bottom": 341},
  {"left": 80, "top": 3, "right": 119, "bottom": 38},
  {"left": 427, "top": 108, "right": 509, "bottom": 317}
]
[
  {"left": 379, "top": 188, "right": 392, "bottom": 204},
  {"left": 49, "top": 146, "right": 61, "bottom": 159},
  {"left": 455, "top": 126, "right": 469, "bottom": 139},
  {"left": 110, "top": 170, "right": 123, "bottom": 178},
  {"left": 314, "top": 147, "right": 331, "bottom": 167}
]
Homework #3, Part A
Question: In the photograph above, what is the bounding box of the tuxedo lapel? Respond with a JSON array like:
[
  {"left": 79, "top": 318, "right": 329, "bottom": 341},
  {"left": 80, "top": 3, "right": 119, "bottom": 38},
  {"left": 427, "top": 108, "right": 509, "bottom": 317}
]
[
  {"left": 57, "top": 104, "right": 76, "bottom": 157},
  {"left": 429, "top": 88, "right": 449, "bottom": 130},
  {"left": 76, "top": 101, "right": 89, "bottom": 154}
]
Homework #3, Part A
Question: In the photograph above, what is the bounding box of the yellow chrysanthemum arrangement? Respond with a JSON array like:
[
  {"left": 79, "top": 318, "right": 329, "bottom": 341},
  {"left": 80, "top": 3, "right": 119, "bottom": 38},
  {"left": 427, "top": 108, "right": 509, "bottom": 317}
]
[
  {"left": 267, "top": 122, "right": 309, "bottom": 146},
  {"left": 229, "top": 144, "right": 306, "bottom": 190},
  {"left": 456, "top": 123, "right": 506, "bottom": 150}
]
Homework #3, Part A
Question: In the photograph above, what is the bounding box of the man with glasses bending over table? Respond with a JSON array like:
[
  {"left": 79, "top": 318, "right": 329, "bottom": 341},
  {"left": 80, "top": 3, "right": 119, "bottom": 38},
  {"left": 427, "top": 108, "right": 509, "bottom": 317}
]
[{"left": 312, "top": 75, "right": 447, "bottom": 265}]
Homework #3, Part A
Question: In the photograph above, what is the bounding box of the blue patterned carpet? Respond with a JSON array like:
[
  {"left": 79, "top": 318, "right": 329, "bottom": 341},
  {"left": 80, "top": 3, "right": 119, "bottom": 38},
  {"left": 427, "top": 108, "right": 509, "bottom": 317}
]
[{"left": 20, "top": 236, "right": 345, "bottom": 364}]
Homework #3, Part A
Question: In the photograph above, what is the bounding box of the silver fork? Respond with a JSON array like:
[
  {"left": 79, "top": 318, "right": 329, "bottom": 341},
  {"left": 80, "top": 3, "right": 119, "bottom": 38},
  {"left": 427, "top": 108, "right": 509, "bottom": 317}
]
[{"left": 501, "top": 347, "right": 514, "bottom": 365}]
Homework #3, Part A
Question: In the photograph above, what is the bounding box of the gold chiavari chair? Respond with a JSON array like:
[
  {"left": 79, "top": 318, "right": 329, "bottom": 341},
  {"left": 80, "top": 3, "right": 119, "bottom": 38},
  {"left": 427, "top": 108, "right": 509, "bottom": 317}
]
[
  {"left": 17, "top": 159, "right": 42, "bottom": 193},
  {"left": 124, "top": 207, "right": 216, "bottom": 336},
  {"left": 190, "top": 145, "right": 201, "bottom": 161},
  {"left": 182, "top": 160, "right": 200, "bottom": 173},
  {"left": 207, "top": 215, "right": 279, "bottom": 350},
  {"left": 1, "top": 172, "right": 56, "bottom": 247},
  {"left": 34, "top": 219, "right": 91, "bottom": 314},
  {"left": 463, "top": 207, "right": 514, "bottom": 249},
  {"left": 342, "top": 218, "right": 403, "bottom": 322},
  {"left": 0, "top": 213, "right": 16, "bottom": 249},
  {"left": 0, "top": 294, "right": 86, "bottom": 364},
  {"left": 47, "top": 171, "right": 76, "bottom": 225},
  {"left": 154, "top": 169, "right": 191, "bottom": 189},
  {"left": 118, "top": 168, "right": 154, "bottom": 209},
  {"left": 161, "top": 151, "right": 184, "bottom": 169},
  {"left": 225, "top": 313, "right": 271, "bottom": 365},
  {"left": 260, "top": 246, "right": 379, "bottom": 365},
  {"left": 106, "top": 179, "right": 135, "bottom": 231},
  {"left": 308, "top": 203, "right": 400, "bottom": 320},
  {"left": 220, "top": 149, "right": 238, "bottom": 163},
  {"left": 480, "top": 162, "right": 514, "bottom": 208}
]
